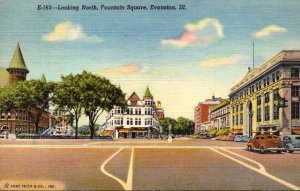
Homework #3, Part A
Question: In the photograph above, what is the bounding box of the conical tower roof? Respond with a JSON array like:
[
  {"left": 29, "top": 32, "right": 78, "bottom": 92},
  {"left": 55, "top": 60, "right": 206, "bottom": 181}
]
[
  {"left": 40, "top": 73, "right": 47, "bottom": 83},
  {"left": 144, "top": 86, "right": 153, "bottom": 98},
  {"left": 7, "top": 43, "right": 29, "bottom": 72}
]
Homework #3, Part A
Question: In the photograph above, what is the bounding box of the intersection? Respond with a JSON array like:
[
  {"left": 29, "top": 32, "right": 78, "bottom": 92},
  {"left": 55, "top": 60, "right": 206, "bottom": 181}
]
[{"left": 0, "top": 139, "right": 299, "bottom": 190}]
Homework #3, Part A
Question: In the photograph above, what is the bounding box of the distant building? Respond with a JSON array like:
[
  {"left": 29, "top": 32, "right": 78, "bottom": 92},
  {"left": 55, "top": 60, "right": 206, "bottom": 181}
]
[
  {"left": 0, "top": 44, "right": 51, "bottom": 134},
  {"left": 194, "top": 96, "right": 222, "bottom": 133},
  {"left": 102, "top": 87, "right": 162, "bottom": 139},
  {"left": 210, "top": 99, "right": 230, "bottom": 131},
  {"left": 156, "top": 101, "right": 165, "bottom": 120},
  {"left": 229, "top": 50, "right": 300, "bottom": 137}
]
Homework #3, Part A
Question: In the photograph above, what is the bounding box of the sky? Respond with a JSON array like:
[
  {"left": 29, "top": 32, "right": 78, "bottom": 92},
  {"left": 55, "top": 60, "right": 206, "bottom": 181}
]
[{"left": 0, "top": 0, "right": 300, "bottom": 125}]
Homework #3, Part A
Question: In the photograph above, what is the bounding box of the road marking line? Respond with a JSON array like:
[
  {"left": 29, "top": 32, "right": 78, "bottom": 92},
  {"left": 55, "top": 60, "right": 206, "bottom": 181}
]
[
  {"left": 220, "top": 148, "right": 266, "bottom": 172},
  {"left": 100, "top": 148, "right": 134, "bottom": 191},
  {"left": 126, "top": 148, "right": 134, "bottom": 190},
  {"left": 210, "top": 148, "right": 300, "bottom": 190}
]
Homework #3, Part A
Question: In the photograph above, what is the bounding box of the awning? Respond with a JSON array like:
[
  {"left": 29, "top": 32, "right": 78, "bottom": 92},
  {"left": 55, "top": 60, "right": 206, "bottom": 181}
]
[
  {"left": 207, "top": 129, "right": 217, "bottom": 135},
  {"left": 131, "top": 130, "right": 148, "bottom": 133},
  {"left": 232, "top": 129, "right": 243, "bottom": 134},
  {"left": 100, "top": 130, "right": 115, "bottom": 135},
  {"left": 217, "top": 128, "right": 230, "bottom": 135},
  {"left": 292, "top": 129, "right": 300, "bottom": 135},
  {"left": 119, "top": 129, "right": 129, "bottom": 133}
]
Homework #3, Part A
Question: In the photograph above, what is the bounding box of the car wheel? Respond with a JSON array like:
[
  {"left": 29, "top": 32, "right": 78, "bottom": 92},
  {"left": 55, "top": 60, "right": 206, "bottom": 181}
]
[
  {"left": 285, "top": 145, "right": 295, "bottom": 153},
  {"left": 260, "top": 147, "right": 265, "bottom": 154},
  {"left": 277, "top": 150, "right": 282, "bottom": 153},
  {"left": 247, "top": 145, "right": 252, "bottom": 151}
]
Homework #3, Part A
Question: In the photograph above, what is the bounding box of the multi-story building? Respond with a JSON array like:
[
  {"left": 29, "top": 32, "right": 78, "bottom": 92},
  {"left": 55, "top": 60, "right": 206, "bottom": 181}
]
[
  {"left": 0, "top": 44, "right": 51, "bottom": 134},
  {"left": 194, "top": 96, "right": 222, "bottom": 133},
  {"left": 155, "top": 101, "right": 165, "bottom": 120},
  {"left": 102, "top": 87, "right": 162, "bottom": 139},
  {"left": 210, "top": 99, "right": 230, "bottom": 131},
  {"left": 229, "top": 50, "right": 300, "bottom": 137}
]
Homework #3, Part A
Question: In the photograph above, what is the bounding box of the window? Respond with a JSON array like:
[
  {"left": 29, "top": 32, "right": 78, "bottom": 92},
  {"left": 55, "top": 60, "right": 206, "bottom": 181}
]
[
  {"left": 257, "top": 108, "right": 261, "bottom": 122},
  {"left": 235, "top": 114, "right": 238, "bottom": 125},
  {"left": 240, "top": 113, "right": 243, "bottom": 124},
  {"left": 236, "top": 105, "right": 239, "bottom": 113},
  {"left": 272, "top": 73, "right": 276, "bottom": 83},
  {"left": 264, "top": 93, "right": 270, "bottom": 103},
  {"left": 232, "top": 116, "right": 235, "bottom": 126},
  {"left": 291, "top": 68, "right": 299, "bottom": 78},
  {"left": 266, "top": 77, "right": 270, "bottom": 85},
  {"left": 135, "top": 118, "right": 141, "bottom": 125},
  {"left": 240, "top": 104, "right": 243, "bottom": 111},
  {"left": 292, "top": 102, "right": 300, "bottom": 119},
  {"left": 264, "top": 106, "right": 270, "bottom": 121},
  {"left": 276, "top": 71, "right": 280, "bottom": 80},
  {"left": 257, "top": 96, "right": 261, "bottom": 106},
  {"left": 232, "top": 107, "right": 234, "bottom": 114},
  {"left": 131, "top": 101, "right": 137, "bottom": 106},
  {"left": 273, "top": 89, "right": 279, "bottom": 100},
  {"left": 273, "top": 104, "right": 279, "bottom": 120},
  {"left": 292, "top": 86, "right": 299, "bottom": 97},
  {"left": 259, "top": 81, "right": 261, "bottom": 89},
  {"left": 263, "top": 79, "right": 267, "bottom": 87}
]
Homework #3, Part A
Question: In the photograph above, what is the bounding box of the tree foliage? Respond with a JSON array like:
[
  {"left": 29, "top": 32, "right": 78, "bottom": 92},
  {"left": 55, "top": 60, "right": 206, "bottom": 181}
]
[
  {"left": 14, "top": 80, "right": 56, "bottom": 133},
  {"left": 175, "top": 117, "right": 194, "bottom": 135},
  {"left": 79, "top": 71, "right": 126, "bottom": 139},
  {"left": 53, "top": 73, "right": 83, "bottom": 138}
]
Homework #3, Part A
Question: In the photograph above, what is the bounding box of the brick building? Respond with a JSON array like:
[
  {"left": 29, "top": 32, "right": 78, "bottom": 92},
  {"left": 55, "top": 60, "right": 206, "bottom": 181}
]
[
  {"left": 194, "top": 96, "right": 222, "bottom": 133},
  {"left": 0, "top": 44, "right": 51, "bottom": 135}
]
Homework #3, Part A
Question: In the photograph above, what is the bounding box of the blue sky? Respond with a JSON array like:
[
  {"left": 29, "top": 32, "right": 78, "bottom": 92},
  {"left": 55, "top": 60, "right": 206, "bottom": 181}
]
[{"left": 0, "top": 0, "right": 300, "bottom": 124}]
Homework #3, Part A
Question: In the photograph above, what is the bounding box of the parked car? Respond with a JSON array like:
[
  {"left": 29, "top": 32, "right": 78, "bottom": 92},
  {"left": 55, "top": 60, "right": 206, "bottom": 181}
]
[
  {"left": 227, "top": 134, "right": 235, "bottom": 141},
  {"left": 234, "top": 135, "right": 243, "bottom": 142},
  {"left": 241, "top": 136, "right": 250, "bottom": 142},
  {"left": 281, "top": 135, "right": 300, "bottom": 153},
  {"left": 198, "top": 134, "right": 209, "bottom": 139},
  {"left": 247, "top": 134, "right": 284, "bottom": 154}
]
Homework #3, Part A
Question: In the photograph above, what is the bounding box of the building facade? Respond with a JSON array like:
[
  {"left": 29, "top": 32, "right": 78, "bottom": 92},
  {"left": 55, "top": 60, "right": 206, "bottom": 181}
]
[
  {"left": 229, "top": 50, "right": 300, "bottom": 137},
  {"left": 155, "top": 101, "right": 165, "bottom": 120},
  {"left": 102, "top": 87, "right": 162, "bottom": 139},
  {"left": 210, "top": 99, "right": 230, "bottom": 131},
  {"left": 194, "top": 96, "right": 222, "bottom": 133},
  {"left": 0, "top": 44, "right": 51, "bottom": 134}
]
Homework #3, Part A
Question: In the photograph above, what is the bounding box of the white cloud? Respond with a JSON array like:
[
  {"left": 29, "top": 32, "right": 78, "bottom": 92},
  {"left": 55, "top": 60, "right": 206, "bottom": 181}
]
[
  {"left": 42, "top": 21, "right": 103, "bottom": 43},
  {"left": 199, "top": 54, "right": 245, "bottom": 68},
  {"left": 161, "top": 18, "right": 224, "bottom": 48},
  {"left": 97, "top": 63, "right": 151, "bottom": 77},
  {"left": 255, "top": 25, "right": 287, "bottom": 38}
]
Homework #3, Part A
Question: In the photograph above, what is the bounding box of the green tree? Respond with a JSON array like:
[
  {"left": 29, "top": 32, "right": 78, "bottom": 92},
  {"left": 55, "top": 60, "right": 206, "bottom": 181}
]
[
  {"left": 175, "top": 117, "right": 194, "bottom": 135},
  {"left": 159, "top": 117, "right": 177, "bottom": 135},
  {"left": 79, "top": 71, "right": 126, "bottom": 139},
  {"left": 0, "top": 85, "right": 18, "bottom": 136},
  {"left": 14, "top": 80, "right": 56, "bottom": 133},
  {"left": 53, "top": 74, "right": 83, "bottom": 139},
  {"left": 78, "top": 125, "right": 90, "bottom": 135}
]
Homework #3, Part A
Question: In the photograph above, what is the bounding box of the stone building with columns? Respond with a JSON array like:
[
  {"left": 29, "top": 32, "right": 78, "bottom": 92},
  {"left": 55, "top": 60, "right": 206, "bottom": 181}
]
[{"left": 229, "top": 50, "right": 300, "bottom": 137}]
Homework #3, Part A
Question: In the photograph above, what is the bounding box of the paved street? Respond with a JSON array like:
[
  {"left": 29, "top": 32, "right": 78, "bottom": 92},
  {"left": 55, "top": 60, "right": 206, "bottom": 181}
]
[{"left": 0, "top": 139, "right": 299, "bottom": 190}]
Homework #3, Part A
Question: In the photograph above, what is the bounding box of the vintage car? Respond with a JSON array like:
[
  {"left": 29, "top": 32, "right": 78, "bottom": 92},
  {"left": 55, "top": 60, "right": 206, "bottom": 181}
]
[
  {"left": 247, "top": 134, "right": 284, "bottom": 154},
  {"left": 281, "top": 135, "right": 300, "bottom": 153}
]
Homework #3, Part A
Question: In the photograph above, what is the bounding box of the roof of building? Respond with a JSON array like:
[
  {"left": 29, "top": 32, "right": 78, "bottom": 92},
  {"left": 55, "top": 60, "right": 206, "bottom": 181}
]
[
  {"left": 40, "top": 73, "right": 46, "bottom": 83},
  {"left": 128, "top": 91, "right": 141, "bottom": 101},
  {"left": 0, "top": 67, "right": 9, "bottom": 87},
  {"left": 210, "top": 99, "right": 230, "bottom": 112},
  {"left": 144, "top": 86, "right": 153, "bottom": 98},
  {"left": 230, "top": 50, "right": 300, "bottom": 95},
  {"left": 7, "top": 43, "right": 29, "bottom": 72}
]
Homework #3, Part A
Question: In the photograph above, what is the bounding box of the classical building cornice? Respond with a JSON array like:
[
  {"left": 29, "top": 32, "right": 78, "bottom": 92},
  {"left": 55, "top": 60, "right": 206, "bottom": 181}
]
[{"left": 229, "top": 50, "right": 300, "bottom": 96}]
